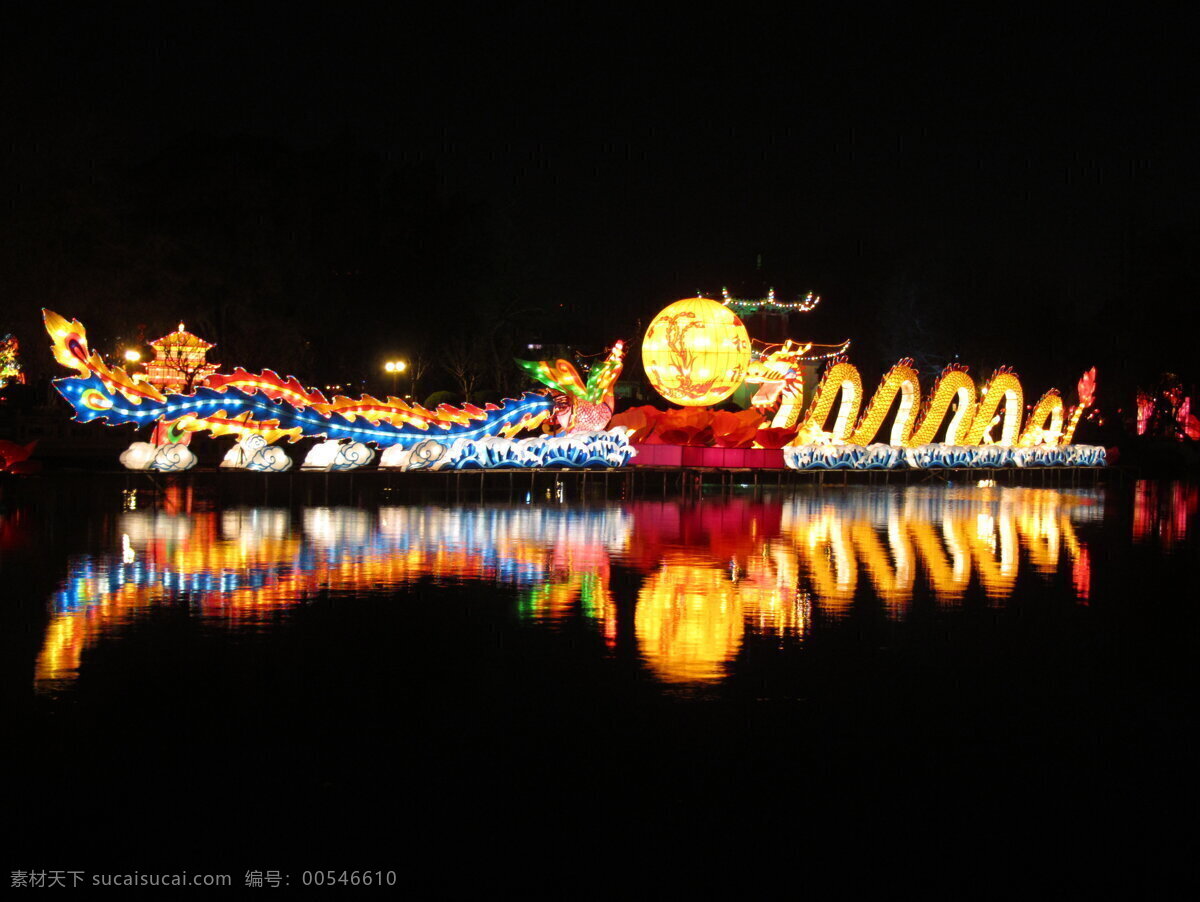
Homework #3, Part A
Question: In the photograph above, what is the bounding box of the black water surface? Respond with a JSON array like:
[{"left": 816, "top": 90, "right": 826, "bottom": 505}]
[{"left": 4, "top": 480, "right": 1196, "bottom": 883}]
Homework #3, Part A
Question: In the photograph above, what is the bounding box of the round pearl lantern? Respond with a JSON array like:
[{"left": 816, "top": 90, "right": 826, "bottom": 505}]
[{"left": 641, "top": 297, "right": 752, "bottom": 406}]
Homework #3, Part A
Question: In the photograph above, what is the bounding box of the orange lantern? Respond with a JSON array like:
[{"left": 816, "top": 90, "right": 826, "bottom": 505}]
[{"left": 641, "top": 297, "right": 752, "bottom": 406}]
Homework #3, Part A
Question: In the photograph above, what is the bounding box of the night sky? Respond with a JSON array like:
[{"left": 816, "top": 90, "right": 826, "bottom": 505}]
[{"left": 3, "top": 4, "right": 1197, "bottom": 402}]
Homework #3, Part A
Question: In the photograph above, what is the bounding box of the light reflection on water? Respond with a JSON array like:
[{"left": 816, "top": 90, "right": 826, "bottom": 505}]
[
  {"left": 1133, "top": 479, "right": 1198, "bottom": 550},
  {"left": 35, "top": 485, "right": 1114, "bottom": 690}
]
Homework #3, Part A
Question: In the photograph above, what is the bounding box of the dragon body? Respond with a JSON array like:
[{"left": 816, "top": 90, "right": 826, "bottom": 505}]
[
  {"left": 745, "top": 346, "right": 1094, "bottom": 448},
  {"left": 56, "top": 372, "right": 554, "bottom": 448},
  {"left": 45, "top": 311, "right": 624, "bottom": 450}
]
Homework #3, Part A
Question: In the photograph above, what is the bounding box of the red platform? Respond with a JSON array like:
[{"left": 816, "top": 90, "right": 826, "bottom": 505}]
[{"left": 631, "top": 444, "right": 786, "bottom": 469}]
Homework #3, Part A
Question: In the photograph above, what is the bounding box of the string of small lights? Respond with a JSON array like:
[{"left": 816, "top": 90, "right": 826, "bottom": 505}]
[
  {"left": 800, "top": 339, "right": 852, "bottom": 361},
  {"left": 721, "top": 287, "right": 821, "bottom": 313}
]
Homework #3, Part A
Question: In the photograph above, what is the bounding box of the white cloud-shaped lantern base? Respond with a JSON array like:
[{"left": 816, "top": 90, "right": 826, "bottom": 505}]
[
  {"left": 119, "top": 442, "right": 198, "bottom": 472},
  {"left": 301, "top": 440, "right": 376, "bottom": 471},
  {"left": 220, "top": 435, "right": 293, "bottom": 472}
]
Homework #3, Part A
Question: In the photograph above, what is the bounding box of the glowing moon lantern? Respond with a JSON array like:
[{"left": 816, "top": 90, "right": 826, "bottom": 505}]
[{"left": 642, "top": 297, "right": 752, "bottom": 406}]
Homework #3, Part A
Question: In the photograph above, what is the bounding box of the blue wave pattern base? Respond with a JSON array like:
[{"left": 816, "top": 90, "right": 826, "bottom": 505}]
[
  {"left": 379, "top": 428, "right": 636, "bottom": 470},
  {"left": 784, "top": 443, "right": 1107, "bottom": 470}
]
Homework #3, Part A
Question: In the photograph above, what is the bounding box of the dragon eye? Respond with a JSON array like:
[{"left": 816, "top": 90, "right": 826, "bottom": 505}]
[{"left": 81, "top": 389, "right": 113, "bottom": 411}]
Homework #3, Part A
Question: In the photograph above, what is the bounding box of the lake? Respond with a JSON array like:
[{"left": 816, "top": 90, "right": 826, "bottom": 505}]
[{"left": 5, "top": 477, "right": 1197, "bottom": 878}]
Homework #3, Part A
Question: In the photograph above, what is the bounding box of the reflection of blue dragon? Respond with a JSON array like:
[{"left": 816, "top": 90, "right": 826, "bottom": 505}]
[{"left": 45, "top": 310, "right": 625, "bottom": 452}]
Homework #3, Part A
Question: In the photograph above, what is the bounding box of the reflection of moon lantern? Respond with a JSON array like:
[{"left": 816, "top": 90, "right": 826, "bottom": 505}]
[
  {"left": 635, "top": 564, "right": 743, "bottom": 683},
  {"left": 642, "top": 297, "right": 752, "bottom": 406}
]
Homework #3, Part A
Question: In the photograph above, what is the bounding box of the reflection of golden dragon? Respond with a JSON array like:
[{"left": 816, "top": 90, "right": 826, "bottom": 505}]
[
  {"left": 784, "top": 487, "right": 1091, "bottom": 612},
  {"left": 745, "top": 349, "right": 1096, "bottom": 447}
]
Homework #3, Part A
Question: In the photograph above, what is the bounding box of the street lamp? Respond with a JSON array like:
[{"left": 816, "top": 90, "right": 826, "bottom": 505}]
[
  {"left": 123, "top": 348, "right": 151, "bottom": 384},
  {"left": 384, "top": 359, "right": 407, "bottom": 397}
]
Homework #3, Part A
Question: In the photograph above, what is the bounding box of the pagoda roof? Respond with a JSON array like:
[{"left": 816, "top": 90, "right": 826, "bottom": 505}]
[
  {"left": 721, "top": 287, "right": 821, "bottom": 313},
  {"left": 149, "top": 322, "right": 214, "bottom": 350}
]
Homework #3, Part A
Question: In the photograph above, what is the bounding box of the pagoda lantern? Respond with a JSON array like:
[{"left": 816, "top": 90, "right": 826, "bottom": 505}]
[{"left": 145, "top": 322, "right": 219, "bottom": 393}]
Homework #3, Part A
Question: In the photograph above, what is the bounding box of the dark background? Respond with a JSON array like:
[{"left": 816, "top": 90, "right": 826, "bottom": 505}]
[{"left": 3, "top": 3, "right": 1197, "bottom": 405}]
